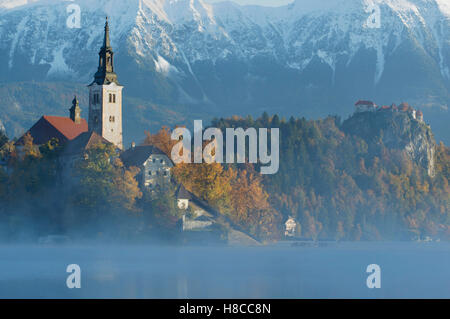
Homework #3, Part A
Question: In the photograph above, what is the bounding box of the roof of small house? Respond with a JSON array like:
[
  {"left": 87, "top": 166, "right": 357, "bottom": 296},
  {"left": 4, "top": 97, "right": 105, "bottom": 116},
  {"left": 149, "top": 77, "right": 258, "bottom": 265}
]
[
  {"left": 175, "top": 184, "right": 193, "bottom": 200},
  {"left": 186, "top": 190, "right": 262, "bottom": 243},
  {"left": 16, "top": 116, "right": 88, "bottom": 146},
  {"left": 120, "top": 145, "right": 170, "bottom": 167},
  {"left": 355, "top": 100, "right": 376, "bottom": 107},
  {"left": 195, "top": 215, "right": 212, "bottom": 222},
  {"left": 62, "top": 131, "right": 112, "bottom": 156}
]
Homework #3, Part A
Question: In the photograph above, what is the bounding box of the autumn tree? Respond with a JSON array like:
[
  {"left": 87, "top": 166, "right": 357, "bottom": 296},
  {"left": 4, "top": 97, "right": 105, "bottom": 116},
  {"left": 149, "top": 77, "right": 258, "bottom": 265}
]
[
  {"left": 139, "top": 178, "right": 182, "bottom": 233},
  {"left": 172, "top": 162, "right": 233, "bottom": 213},
  {"left": 144, "top": 126, "right": 179, "bottom": 157},
  {"left": 69, "top": 143, "right": 142, "bottom": 225}
]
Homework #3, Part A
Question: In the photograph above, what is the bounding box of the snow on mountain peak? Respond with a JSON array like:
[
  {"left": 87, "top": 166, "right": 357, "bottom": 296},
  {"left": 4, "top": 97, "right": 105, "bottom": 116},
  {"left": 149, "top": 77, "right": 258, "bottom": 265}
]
[
  {"left": 0, "top": 0, "right": 39, "bottom": 9},
  {"left": 0, "top": 0, "right": 448, "bottom": 83},
  {"left": 435, "top": 0, "right": 450, "bottom": 16}
]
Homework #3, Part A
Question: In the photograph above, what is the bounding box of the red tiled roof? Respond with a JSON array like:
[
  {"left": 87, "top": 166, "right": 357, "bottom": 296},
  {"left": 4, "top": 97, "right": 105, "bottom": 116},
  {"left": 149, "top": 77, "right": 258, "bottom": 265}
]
[
  {"left": 17, "top": 116, "right": 88, "bottom": 145},
  {"left": 355, "top": 100, "right": 376, "bottom": 107},
  {"left": 43, "top": 116, "right": 88, "bottom": 140}
]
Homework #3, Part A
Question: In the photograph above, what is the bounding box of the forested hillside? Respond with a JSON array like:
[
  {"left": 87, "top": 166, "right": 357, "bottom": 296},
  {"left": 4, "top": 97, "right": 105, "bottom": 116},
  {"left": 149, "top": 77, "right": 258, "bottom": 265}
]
[
  {"left": 211, "top": 112, "right": 449, "bottom": 241},
  {"left": 0, "top": 110, "right": 448, "bottom": 242}
]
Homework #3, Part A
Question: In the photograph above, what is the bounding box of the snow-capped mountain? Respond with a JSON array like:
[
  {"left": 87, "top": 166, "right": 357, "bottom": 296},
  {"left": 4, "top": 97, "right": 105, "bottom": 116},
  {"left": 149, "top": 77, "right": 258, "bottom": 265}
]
[{"left": 0, "top": 0, "right": 449, "bottom": 142}]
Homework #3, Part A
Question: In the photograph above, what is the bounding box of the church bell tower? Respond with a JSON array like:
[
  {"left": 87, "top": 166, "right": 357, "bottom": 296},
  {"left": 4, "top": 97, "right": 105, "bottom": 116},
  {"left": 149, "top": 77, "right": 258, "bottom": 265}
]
[{"left": 88, "top": 17, "right": 123, "bottom": 149}]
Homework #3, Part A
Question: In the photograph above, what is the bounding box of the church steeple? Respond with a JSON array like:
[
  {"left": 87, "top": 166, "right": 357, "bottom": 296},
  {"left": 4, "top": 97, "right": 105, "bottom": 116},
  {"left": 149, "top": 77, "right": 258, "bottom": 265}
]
[
  {"left": 70, "top": 96, "right": 82, "bottom": 124},
  {"left": 88, "top": 17, "right": 124, "bottom": 150},
  {"left": 92, "top": 17, "right": 119, "bottom": 86}
]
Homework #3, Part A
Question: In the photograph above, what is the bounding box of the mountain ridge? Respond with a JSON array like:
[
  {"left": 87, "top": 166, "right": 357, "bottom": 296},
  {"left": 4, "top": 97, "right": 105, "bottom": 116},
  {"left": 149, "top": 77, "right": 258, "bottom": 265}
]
[{"left": 0, "top": 0, "right": 448, "bottom": 144}]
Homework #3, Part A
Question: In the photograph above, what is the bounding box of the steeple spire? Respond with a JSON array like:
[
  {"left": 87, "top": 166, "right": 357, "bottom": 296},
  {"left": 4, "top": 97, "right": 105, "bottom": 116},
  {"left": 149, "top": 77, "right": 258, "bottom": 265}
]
[
  {"left": 70, "top": 95, "right": 82, "bottom": 124},
  {"left": 103, "top": 16, "right": 111, "bottom": 49},
  {"left": 91, "top": 17, "right": 119, "bottom": 86}
]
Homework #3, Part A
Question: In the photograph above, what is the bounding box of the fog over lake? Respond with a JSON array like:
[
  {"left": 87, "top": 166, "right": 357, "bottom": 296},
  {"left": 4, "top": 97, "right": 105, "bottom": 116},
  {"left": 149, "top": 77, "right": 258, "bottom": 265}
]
[{"left": 0, "top": 242, "right": 448, "bottom": 299}]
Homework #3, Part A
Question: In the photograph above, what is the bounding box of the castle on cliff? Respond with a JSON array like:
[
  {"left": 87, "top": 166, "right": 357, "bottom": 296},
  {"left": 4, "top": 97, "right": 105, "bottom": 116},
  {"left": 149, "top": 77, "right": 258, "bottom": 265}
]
[{"left": 355, "top": 100, "right": 424, "bottom": 123}]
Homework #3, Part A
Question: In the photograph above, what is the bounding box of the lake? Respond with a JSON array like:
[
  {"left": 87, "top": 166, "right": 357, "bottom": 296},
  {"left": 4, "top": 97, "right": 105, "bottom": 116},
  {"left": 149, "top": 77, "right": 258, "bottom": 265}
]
[{"left": 0, "top": 242, "right": 448, "bottom": 298}]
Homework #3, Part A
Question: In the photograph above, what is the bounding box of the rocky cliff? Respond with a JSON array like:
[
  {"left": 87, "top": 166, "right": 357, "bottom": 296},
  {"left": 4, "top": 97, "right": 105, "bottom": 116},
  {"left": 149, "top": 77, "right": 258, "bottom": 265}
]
[{"left": 342, "top": 110, "right": 436, "bottom": 177}]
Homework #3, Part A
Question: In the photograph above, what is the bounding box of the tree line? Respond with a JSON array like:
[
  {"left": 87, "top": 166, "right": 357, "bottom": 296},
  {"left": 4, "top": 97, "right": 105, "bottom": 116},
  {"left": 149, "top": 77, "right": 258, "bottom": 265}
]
[{"left": 0, "top": 111, "right": 448, "bottom": 242}]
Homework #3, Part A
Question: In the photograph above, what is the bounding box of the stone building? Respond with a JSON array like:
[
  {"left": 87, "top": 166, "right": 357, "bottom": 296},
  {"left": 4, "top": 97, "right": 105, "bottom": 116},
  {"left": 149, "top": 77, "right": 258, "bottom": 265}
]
[
  {"left": 120, "top": 145, "right": 173, "bottom": 189},
  {"left": 17, "top": 18, "right": 125, "bottom": 151}
]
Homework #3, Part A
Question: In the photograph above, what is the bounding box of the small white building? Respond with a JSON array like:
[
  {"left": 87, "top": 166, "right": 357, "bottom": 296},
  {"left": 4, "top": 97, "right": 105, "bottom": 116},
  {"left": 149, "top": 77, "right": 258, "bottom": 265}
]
[{"left": 285, "top": 217, "right": 297, "bottom": 237}]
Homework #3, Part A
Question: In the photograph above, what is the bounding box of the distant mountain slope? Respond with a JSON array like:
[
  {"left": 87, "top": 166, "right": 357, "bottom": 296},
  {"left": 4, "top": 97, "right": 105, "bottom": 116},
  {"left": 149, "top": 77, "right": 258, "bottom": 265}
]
[{"left": 0, "top": 0, "right": 449, "bottom": 143}]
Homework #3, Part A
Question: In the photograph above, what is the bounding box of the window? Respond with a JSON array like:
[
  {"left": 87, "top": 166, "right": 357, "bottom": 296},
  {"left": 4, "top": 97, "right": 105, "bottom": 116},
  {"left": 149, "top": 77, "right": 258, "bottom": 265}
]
[
  {"left": 163, "top": 171, "right": 168, "bottom": 176},
  {"left": 160, "top": 159, "right": 164, "bottom": 164},
  {"left": 109, "top": 94, "right": 116, "bottom": 103},
  {"left": 109, "top": 116, "right": 115, "bottom": 123},
  {"left": 113, "top": 94, "right": 116, "bottom": 103},
  {"left": 93, "top": 93, "right": 100, "bottom": 104},
  {"left": 109, "top": 94, "right": 112, "bottom": 103}
]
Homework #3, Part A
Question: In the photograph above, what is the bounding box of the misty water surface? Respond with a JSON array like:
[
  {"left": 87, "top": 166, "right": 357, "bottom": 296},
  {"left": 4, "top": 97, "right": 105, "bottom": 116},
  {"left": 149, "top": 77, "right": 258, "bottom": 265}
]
[{"left": 0, "top": 242, "right": 448, "bottom": 298}]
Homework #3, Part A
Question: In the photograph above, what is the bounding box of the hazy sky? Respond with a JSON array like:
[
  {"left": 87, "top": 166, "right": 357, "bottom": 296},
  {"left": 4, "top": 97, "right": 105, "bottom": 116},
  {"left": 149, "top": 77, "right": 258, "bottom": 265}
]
[{"left": 205, "top": 0, "right": 294, "bottom": 7}]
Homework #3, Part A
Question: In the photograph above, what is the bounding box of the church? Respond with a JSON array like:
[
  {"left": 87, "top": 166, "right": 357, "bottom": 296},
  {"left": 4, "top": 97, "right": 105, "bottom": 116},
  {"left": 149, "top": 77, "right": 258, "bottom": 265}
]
[
  {"left": 18, "top": 17, "right": 180, "bottom": 192},
  {"left": 16, "top": 19, "right": 222, "bottom": 234},
  {"left": 18, "top": 17, "right": 123, "bottom": 151}
]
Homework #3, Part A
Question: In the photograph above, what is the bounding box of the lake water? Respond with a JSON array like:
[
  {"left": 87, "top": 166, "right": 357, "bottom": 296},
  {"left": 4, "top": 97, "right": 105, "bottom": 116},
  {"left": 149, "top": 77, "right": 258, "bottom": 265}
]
[{"left": 0, "top": 242, "right": 448, "bottom": 298}]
